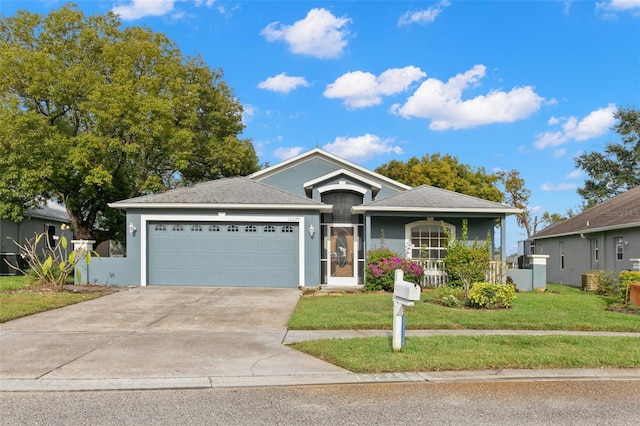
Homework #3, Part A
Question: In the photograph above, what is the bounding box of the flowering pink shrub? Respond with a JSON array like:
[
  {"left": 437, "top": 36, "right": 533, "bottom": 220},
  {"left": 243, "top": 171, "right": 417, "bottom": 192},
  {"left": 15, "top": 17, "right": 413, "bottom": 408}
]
[{"left": 365, "top": 248, "right": 424, "bottom": 292}]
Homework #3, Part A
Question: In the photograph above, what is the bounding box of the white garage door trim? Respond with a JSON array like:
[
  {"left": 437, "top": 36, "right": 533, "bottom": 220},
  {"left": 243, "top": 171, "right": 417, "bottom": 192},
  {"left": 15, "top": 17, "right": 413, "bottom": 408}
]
[{"left": 139, "top": 214, "right": 305, "bottom": 287}]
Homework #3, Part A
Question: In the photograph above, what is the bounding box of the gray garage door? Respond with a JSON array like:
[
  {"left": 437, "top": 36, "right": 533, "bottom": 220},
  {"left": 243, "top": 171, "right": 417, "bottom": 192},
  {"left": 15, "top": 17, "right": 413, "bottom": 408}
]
[{"left": 147, "top": 222, "right": 299, "bottom": 287}]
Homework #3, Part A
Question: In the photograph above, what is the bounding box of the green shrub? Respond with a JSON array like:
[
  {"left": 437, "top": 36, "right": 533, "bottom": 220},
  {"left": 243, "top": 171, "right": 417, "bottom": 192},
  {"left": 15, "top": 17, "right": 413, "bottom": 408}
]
[
  {"left": 8, "top": 228, "right": 97, "bottom": 291},
  {"left": 365, "top": 248, "right": 423, "bottom": 292},
  {"left": 619, "top": 271, "right": 640, "bottom": 304},
  {"left": 468, "top": 282, "right": 517, "bottom": 309},
  {"left": 438, "top": 287, "right": 465, "bottom": 308},
  {"left": 592, "top": 270, "right": 618, "bottom": 297},
  {"left": 443, "top": 219, "right": 491, "bottom": 294}
]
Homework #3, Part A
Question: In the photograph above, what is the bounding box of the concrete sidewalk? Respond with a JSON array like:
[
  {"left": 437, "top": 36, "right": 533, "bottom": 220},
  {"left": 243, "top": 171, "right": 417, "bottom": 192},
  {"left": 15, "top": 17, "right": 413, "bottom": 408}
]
[{"left": 1, "top": 287, "right": 639, "bottom": 392}]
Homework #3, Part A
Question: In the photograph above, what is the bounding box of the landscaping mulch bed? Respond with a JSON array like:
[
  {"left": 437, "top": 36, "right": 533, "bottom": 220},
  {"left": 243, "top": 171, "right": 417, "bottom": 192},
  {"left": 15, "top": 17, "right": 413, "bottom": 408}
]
[{"left": 8, "top": 283, "right": 124, "bottom": 296}]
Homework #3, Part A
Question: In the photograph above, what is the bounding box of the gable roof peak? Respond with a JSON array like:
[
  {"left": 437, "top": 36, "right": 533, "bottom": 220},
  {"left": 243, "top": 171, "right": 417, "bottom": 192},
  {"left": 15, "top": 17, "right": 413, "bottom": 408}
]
[{"left": 249, "top": 148, "right": 411, "bottom": 191}]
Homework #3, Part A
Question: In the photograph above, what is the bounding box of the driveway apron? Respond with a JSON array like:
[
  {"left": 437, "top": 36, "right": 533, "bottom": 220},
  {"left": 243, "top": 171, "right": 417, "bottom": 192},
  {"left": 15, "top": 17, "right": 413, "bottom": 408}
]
[{"left": 0, "top": 287, "right": 347, "bottom": 381}]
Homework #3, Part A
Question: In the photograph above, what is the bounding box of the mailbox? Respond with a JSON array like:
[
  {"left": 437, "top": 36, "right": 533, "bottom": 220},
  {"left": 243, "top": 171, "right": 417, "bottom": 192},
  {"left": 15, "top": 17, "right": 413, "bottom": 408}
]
[
  {"left": 393, "top": 269, "right": 421, "bottom": 303},
  {"left": 392, "top": 269, "right": 421, "bottom": 352}
]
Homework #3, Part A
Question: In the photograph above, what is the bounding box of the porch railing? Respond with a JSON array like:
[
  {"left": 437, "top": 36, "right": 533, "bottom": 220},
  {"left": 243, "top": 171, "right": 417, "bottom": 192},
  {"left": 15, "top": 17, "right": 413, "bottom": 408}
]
[
  {"left": 418, "top": 260, "right": 503, "bottom": 287},
  {"left": 486, "top": 261, "right": 503, "bottom": 285},
  {"left": 421, "top": 260, "right": 448, "bottom": 287}
]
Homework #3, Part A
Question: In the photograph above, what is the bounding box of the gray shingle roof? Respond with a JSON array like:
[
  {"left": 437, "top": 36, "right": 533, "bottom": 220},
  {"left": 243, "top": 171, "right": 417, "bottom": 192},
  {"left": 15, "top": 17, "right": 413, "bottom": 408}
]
[
  {"left": 27, "top": 201, "right": 70, "bottom": 222},
  {"left": 532, "top": 186, "right": 640, "bottom": 239},
  {"left": 354, "top": 184, "right": 519, "bottom": 213},
  {"left": 109, "top": 177, "right": 328, "bottom": 209}
]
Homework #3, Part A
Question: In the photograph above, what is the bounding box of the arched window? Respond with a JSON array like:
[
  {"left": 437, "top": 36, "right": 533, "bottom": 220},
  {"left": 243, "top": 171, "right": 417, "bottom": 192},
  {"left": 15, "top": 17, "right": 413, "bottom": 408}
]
[{"left": 405, "top": 220, "right": 455, "bottom": 261}]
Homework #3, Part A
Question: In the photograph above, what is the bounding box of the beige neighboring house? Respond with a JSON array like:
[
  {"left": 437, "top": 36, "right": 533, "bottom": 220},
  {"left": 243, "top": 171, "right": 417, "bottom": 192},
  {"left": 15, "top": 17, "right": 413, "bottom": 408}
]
[
  {"left": 529, "top": 186, "right": 640, "bottom": 286},
  {"left": 0, "top": 201, "right": 72, "bottom": 275}
]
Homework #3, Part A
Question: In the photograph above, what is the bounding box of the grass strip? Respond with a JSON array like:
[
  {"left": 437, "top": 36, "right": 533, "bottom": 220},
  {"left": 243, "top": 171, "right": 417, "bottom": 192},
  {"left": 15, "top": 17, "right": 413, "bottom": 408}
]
[
  {"left": 0, "top": 292, "right": 98, "bottom": 322},
  {"left": 289, "top": 335, "right": 640, "bottom": 373}
]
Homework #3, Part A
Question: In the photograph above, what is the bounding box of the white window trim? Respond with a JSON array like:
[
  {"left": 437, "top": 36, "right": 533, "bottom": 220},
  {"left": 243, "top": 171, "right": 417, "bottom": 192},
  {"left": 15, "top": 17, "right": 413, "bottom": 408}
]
[
  {"left": 140, "top": 214, "right": 305, "bottom": 287},
  {"left": 404, "top": 219, "right": 455, "bottom": 260},
  {"left": 317, "top": 182, "right": 368, "bottom": 195}
]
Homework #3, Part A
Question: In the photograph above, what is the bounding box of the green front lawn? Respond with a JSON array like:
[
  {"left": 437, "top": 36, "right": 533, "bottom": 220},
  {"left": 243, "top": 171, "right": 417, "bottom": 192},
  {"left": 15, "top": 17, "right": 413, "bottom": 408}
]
[
  {"left": 288, "top": 284, "right": 640, "bottom": 373},
  {"left": 289, "top": 284, "right": 640, "bottom": 332},
  {"left": 0, "top": 275, "right": 105, "bottom": 323}
]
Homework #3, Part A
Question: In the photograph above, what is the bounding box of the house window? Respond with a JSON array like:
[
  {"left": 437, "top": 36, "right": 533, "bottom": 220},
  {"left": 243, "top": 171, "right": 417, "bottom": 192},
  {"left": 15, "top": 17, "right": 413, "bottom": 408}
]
[
  {"left": 593, "top": 238, "right": 599, "bottom": 261},
  {"left": 245, "top": 225, "right": 257, "bottom": 233},
  {"left": 228, "top": 225, "right": 239, "bottom": 232},
  {"left": 282, "top": 226, "right": 294, "bottom": 233},
  {"left": 559, "top": 241, "right": 564, "bottom": 270},
  {"left": 264, "top": 225, "right": 276, "bottom": 233},
  {"left": 172, "top": 225, "right": 184, "bottom": 232},
  {"left": 191, "top": 225, "right": 203, "bottom": 232},
  {"left": 405, "top": 220, "right": 454, "bottom": 261},
  {"left": 616, "top": 238, "right": 624, "bottom": 261},
  {"left": 208, "top": 225, "right": 220, "bottom": 232}
]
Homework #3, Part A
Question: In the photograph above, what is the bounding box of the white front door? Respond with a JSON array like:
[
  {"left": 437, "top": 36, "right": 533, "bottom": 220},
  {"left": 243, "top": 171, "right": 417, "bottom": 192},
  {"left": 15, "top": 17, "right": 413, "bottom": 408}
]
[{"left": 327, "top": 225, "right": 358, "bottom": 285}]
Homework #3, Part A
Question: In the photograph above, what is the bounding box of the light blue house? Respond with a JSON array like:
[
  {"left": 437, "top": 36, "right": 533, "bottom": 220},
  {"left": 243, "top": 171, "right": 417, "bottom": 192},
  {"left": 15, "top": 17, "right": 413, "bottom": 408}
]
[{"left": 86, "top": 149, "right": 519, "bottom": 288}]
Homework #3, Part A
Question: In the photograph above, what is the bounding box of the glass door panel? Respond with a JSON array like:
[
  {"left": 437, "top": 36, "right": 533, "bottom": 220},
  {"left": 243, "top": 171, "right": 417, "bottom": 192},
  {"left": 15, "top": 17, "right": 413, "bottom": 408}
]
[{"left": 329, "top": 226, "right": 355, "bottom": 284}]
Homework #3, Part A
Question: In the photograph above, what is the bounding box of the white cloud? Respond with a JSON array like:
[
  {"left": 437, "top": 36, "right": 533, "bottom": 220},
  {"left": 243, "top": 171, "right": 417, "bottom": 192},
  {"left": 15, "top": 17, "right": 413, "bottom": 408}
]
[
  {"left": 274, "top": 146, "right": 304, "bottom": 160},
  {"left": 541, "top": 182, "right": 579, "bottom": 191},
  {"left": 112, "top": 0, "right": 178, "bottom": 20},
  {"left": 324, "top": 66, "right": 426, "bottom": 109},
  {"left": 566, "top": 170, "right": 583, "bottom": 179},
  {"left": 111, "top": 0, "right": 218, "bottom": 21},
  {"left": 322, "top": 134, "right": 403, "bottom": 162},
  {"left": 398, "top": 0, "right": 451, "bottom": 26},
  {"left": 533, "top": 104, "right": 617, "bottom": 149},
  {"left": 258, "top": 73, "right": 309, "bottom": 94},
  {"left": 391, "top": 65, "right": 544, "bottom": 130},
  {"left": 194, "top": 0, "right": 215, "bottom": 6},
  {"left": 261, "top": 8, "right": 351, "bottom": 59},
  {"left": 597, "top": 0, "right": 640, "bottom": 12}
]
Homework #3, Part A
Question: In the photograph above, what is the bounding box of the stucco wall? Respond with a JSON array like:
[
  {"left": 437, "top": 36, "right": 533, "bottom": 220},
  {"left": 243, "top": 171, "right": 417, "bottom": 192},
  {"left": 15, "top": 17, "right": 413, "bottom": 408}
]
[
  {"left": 534, "top": 227, "right": 640, "bottom": 286},
  {"left": 86, "top": 208, "right": 322, "bottom": 287},
  {"left": 368, "top": 215, "right": 498, "bottom": 257}
]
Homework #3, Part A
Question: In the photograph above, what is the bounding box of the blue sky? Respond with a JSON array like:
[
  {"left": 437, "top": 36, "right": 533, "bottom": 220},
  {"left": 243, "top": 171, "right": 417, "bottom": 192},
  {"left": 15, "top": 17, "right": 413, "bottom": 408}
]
[{"left": 2, "top": 0, "right": 639, "bottom": 252}]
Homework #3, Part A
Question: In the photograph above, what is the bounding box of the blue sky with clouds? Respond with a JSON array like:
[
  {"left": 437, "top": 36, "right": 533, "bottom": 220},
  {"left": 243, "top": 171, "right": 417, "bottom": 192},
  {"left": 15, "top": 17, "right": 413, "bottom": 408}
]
[{"left": 2, "top": 0, "right": 639, "bottom": 252}]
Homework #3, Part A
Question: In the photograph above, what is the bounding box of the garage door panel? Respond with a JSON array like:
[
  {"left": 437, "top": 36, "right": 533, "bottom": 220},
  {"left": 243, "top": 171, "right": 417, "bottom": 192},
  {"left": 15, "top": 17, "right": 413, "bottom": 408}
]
[{"left": 147, "top": 221, "right": 299, "bottom": 287}]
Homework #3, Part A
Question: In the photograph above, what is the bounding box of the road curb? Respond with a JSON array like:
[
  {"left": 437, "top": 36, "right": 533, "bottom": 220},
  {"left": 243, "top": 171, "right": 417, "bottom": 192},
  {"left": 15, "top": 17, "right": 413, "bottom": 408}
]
[{"left": 3, "top": 369, "right": 639, "bottom": 392}]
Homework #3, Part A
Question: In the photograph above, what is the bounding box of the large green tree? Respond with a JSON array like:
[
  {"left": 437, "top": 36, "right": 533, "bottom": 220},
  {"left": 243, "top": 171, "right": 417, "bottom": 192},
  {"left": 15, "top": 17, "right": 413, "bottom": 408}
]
[
  {"left": 375, "top": 153, "right": 504, "bottom": 202},
  {"left": 0, "top": 5, "right": 258, "bottom": 244},
  {"left": 574, "top": 106, "right": 639, "bottom": 209}
]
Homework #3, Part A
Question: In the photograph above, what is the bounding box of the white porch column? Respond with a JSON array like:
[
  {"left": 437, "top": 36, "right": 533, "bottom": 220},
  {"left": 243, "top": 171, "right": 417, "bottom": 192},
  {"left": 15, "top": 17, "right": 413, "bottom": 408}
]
[{"left": 500, "top": 216, "right": 507, "bottom": 265}]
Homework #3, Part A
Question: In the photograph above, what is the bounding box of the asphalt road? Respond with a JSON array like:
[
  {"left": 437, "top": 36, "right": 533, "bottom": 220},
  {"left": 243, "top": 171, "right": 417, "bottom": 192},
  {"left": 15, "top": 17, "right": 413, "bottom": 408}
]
[{"left": 2, "top": 380, "right": 639, "bottom": 425}]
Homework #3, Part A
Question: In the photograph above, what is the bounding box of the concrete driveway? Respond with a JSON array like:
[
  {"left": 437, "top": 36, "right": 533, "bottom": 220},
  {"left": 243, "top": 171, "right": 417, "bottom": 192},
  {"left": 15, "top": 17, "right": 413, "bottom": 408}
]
[{"left": 0, "top": 287, "right": 350, "bottom": 390}]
